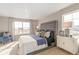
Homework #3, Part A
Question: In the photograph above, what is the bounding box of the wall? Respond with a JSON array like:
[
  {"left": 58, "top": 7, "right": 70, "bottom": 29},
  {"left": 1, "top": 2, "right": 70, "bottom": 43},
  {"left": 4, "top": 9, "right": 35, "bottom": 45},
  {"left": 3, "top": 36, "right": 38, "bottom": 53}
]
[
  {"left": 30, "top": 20, "right": 38, "bottom": 34},
  {"left": 39, "top": 4, "right": 79, "bottom": 34},
  {"left": 0, "top": 16, "right": 9, "bottom": 32},
  {"left": 0, "top": 4, "right": 79, "bottom": 35},
  {"left": 40, "top": 21, "right": 58, "bottom": 35},
  {"left": 0, "top": 16, "right": 38, "bottom": 35}
]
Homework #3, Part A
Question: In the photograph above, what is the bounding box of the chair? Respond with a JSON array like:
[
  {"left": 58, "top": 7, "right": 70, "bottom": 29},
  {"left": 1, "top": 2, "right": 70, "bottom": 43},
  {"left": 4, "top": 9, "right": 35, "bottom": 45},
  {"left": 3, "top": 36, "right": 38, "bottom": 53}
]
[{"left": 0, "top": 32, "right": 13, "bottom": 44}]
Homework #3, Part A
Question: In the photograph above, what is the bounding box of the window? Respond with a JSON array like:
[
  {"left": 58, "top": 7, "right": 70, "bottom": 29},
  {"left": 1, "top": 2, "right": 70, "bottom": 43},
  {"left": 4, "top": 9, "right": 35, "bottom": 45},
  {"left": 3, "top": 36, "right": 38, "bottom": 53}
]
[
  {"left": 23, "top": 22, "right": 30, "bottom": 34},
  {"left": 63, "top": 14, "right": 73, "bottom": 29},
  {"left": 14, "top": 21, "right": 30, "bottom": 35},
  {"left": 63, "top": 11, "right": 79, "bottom": 31},
  {"left": 14, "top": 22, "right": 23, "bottom": 35},
  {"left": 63, "top": 10, "right": 79, "bottom": 35}
]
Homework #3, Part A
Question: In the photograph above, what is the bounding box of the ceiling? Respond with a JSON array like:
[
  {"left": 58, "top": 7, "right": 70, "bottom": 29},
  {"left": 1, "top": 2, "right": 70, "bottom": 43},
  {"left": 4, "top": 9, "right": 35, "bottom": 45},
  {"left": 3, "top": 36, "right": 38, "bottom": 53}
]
[{"left": 0, "top": 3, "right": 73, "bottom": 20}]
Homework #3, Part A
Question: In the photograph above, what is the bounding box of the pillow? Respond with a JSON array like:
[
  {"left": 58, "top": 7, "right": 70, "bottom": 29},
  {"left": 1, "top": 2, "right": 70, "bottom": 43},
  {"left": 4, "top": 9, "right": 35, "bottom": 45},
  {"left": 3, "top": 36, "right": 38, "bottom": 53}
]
[
  {"left": 0, "top": 32, "right": 4, "bottom": 37},
  {"left": 35, "top": 32, "right": 39, "bottom": 36},
  {"left": 44, "top": 31, "right": 50, "bottom": 38},
  {"left": 4, "top": 32, "right": 9, "bottom": 37}
]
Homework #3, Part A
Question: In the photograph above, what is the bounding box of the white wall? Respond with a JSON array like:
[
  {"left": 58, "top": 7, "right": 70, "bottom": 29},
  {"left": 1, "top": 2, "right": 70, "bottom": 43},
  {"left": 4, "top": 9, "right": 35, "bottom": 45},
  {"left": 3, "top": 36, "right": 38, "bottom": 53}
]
[
  {"left": 39, "top": 4, "right": 79, "bottom": 34},
  {"left": 0, "top": 4, "right": 79, "bottom": 35},
  {"left": 0, "top": 16, "right": 9, "bottom": 32},
  {"left": 0, "top": 16, "right": 38, "bottom": 35}
]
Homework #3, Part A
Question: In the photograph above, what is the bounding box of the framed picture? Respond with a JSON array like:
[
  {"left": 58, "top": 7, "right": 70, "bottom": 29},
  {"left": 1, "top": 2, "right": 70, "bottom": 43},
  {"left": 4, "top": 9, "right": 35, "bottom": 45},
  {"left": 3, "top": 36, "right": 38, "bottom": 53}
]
[{"left": 59, "top": 30, "right": 65, "bottom": 36}]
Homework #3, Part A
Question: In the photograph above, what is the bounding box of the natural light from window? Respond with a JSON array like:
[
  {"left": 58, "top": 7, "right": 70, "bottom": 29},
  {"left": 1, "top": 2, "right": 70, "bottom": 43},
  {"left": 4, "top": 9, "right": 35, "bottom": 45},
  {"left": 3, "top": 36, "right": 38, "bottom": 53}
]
[
  {"left": 14, "top": 22, "right": 30, "bottom": 35},
  {"left": 63, "top": 10, "right": 79, "bottom": 35}
]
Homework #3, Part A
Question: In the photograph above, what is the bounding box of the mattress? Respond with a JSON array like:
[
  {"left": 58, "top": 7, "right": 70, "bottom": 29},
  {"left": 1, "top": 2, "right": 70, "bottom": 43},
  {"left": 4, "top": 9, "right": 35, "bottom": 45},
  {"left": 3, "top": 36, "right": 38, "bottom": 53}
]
[{"left": 19, "top": 35, "right": 48, "bottom": 55}]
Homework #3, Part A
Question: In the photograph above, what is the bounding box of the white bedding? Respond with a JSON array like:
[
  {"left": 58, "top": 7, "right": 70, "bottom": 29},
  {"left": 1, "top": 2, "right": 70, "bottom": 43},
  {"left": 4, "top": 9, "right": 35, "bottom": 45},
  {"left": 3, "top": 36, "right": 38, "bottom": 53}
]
[
  {"left": 0, "top": 41, "right": 19, "bottom": 55},
  {"left": 19, "top": 35, "right": 48, "bottom": 55}
]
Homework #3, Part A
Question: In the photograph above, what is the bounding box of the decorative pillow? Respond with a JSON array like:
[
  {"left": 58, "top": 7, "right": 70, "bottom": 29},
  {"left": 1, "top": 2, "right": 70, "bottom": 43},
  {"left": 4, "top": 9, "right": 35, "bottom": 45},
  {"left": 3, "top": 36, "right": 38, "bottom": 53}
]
[
  {"left": 0, "top": 32, "right": 4, "bottom": 37},
  {"left": 39, "top": 31, "right": 46, "bottom": 38},
  {"left": 35, "top": 32, "right": 40, "bottom": 36},
  {"left": 44, "top": 31, "right": 50, "bottom": 38},
  {"left": 3, "top": 32, "right": 9, "bottom": 37}
]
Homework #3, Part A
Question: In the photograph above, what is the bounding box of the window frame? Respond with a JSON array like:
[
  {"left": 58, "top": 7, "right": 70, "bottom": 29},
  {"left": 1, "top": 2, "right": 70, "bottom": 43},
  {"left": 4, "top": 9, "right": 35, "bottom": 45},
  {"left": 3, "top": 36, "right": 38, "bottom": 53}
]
[
  {"left": 13, "top": 21, "right": 31, "bottom": 35},
  {"left": 62, "top": 9, "right": 79, "bottom": 30}
]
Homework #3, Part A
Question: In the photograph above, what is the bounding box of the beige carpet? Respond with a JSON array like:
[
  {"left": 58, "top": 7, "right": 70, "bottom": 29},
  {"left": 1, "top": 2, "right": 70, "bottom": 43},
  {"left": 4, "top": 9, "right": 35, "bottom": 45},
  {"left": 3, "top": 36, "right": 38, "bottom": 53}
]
[{"left": 35, "top": 47, "right": 72, "bottom": 55}]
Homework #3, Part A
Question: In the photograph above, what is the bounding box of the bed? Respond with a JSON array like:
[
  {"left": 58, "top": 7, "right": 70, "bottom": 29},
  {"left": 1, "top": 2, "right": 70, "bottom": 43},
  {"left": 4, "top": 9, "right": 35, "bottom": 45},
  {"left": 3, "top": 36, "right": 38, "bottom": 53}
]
[{"left": 19, "top": 35, "right": 48, "bottom": 55}]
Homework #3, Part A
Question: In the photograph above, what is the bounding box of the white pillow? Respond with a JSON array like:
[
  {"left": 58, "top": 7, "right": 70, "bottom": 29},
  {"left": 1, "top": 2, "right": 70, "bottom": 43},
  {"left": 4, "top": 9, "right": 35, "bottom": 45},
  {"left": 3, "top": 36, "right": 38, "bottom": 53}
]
[
  {"left": 44, "top": 32, "right": 50, "bottom": 38},
  {"left": 35, "top": 32, "right": 39, "bottom": 36}
]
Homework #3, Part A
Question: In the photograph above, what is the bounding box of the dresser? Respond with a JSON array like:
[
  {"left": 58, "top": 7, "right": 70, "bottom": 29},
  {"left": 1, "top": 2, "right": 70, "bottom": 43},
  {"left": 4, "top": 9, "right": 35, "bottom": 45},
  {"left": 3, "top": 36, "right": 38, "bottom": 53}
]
[{"left": 57, "top": 35, "right": 79, "bottom": 54}]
